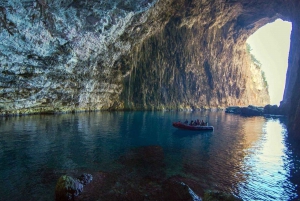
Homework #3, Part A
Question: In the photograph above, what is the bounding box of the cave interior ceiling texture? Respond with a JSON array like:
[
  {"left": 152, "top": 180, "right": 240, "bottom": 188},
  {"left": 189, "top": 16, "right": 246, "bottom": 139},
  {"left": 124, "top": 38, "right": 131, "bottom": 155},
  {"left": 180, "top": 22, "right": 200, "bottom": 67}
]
[{"left": 0, "top": 0, "right": 299, "bottom": 135}]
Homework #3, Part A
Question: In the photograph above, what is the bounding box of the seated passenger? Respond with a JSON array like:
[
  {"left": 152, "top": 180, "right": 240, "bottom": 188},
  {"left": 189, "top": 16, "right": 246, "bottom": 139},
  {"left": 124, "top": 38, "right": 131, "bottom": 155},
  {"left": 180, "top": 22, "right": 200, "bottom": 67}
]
[{"left": 201, "top": 120, "right": 205, "bottom": 126}]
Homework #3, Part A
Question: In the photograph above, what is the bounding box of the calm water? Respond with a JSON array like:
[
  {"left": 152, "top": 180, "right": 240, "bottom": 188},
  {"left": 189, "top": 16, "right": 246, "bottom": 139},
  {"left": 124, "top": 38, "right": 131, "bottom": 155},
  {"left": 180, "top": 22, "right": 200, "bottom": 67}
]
[{"left": 0, "top": 111, "right": 299, "bottom": 200}]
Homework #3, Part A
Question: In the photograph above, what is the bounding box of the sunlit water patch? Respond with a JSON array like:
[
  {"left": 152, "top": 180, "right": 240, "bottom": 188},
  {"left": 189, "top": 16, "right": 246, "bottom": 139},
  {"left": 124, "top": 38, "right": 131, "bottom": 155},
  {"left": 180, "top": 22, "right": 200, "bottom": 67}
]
[{"left": 238, "top": 119, "right": 297, "bottom": 200}]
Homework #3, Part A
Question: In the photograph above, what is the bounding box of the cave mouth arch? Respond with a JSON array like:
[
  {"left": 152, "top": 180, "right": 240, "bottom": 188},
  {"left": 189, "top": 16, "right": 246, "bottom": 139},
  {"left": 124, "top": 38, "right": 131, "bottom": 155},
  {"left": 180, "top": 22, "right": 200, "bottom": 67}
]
[{"left": 246, "top": 19, "right": 292, "bottom": 105}]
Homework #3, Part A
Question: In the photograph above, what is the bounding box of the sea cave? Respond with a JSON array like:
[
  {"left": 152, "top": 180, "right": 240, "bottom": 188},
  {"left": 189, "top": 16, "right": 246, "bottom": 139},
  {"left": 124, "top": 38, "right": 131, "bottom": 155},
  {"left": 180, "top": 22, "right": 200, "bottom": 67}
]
[{"left": 0, "top": 0, "right": 300, "bottom": 200}]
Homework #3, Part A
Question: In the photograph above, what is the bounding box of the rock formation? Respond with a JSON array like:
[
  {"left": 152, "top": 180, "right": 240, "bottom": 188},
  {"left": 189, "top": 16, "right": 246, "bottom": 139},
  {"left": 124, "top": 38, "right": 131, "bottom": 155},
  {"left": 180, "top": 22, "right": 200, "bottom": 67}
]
[{"left": 0, "top": 0, "right": 299, "bottom": 134}]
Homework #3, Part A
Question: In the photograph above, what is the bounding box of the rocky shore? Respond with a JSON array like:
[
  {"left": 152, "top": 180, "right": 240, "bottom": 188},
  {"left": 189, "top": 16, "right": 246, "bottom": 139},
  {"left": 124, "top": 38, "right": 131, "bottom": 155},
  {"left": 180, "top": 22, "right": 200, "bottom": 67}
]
[{"left": 225, "top": 104, "right": 286, "bottom": 117}]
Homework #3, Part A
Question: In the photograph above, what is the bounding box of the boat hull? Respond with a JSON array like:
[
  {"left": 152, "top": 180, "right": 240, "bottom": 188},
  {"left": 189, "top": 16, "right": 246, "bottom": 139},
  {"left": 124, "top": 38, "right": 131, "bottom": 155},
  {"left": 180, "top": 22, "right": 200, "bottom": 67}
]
[{"left": 172, "top": 122, "right": 214, "bottom": 131}]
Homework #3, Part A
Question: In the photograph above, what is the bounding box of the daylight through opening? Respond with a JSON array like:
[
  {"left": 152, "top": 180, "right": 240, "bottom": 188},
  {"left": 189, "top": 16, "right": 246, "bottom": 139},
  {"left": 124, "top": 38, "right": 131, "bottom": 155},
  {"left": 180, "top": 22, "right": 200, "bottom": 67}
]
[{"left": 246, "top": 19, "right": 292, "bottom": 105}]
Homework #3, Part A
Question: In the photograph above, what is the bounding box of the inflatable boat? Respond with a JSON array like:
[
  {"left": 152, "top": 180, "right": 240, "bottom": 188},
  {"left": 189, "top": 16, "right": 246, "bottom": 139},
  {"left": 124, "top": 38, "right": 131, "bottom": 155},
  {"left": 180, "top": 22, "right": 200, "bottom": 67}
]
[{"left": 172, "top": 122, "right": 214, "bottom": 131}]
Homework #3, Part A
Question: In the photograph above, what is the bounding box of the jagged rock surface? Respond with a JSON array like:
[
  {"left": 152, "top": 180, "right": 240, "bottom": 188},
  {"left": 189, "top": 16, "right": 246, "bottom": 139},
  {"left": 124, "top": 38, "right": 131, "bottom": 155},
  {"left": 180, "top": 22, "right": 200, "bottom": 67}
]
[
  {"left": 0, "top": 0, "right": 299, "bottom": 136},
  {"left": 0, "top": 0, "right": 158, "bottom": 114},
  {"left": 0, "top": 0, "right": 271, "bottom": 115},
  {"left": 121, "top": 14, "right": 270, "bottom": 110}
]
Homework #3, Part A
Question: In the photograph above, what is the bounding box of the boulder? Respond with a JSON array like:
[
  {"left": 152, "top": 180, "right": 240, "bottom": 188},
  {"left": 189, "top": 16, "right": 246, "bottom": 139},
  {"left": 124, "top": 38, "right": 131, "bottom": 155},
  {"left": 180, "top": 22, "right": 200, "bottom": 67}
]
[
  {"left": 55, "top": 175, "right": 83, "bottom": 201},
  {"left": 225, "top": 106, "right": 241, "bottom": 114},
  {"left": 77, "top": 173, "right": 93, "bottom": 185},
  {"left": 240, "top": 105, "right": 263, "bottom": 116},
  {"left": 263, "top": 104, "right": 287, "bottom": 116},
  {"left": 264, "top": 104, "right": 278, "bottom": 114}
]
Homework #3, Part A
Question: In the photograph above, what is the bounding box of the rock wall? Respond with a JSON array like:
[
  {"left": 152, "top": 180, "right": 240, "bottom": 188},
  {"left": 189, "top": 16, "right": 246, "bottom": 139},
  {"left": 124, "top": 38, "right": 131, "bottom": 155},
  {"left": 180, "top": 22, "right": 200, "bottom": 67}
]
[
  {"left": 0, "top": 0, "right": 299, "bottom": 130},
  {"left": 0, "top": 0, "right": 158, "bottom": 114},
  {"left": 0, "top": 0, "right": 272, "bottom": 115},
  {"left": 121, "top": 15, "right": 270, "bottom": 110},
  {"left": 282, "top": 2, "right": 300, "bottom": 136}
]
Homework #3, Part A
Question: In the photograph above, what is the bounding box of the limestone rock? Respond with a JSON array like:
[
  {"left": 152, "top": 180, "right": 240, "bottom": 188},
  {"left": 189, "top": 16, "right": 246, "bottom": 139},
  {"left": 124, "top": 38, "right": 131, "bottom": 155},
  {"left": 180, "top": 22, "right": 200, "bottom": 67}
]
[
  {"left": 55, "top": 175, "right": 83, "bottom": 201},
  {"left": 0, "top": 0, "right": 270, "bottom": 115},
  {"left": 225, "top": 106, "right": 241, "bottom": 114},
  {"left": 0, "top": 0, "right": 299, "bottom": 136},
  {"left": 240, "top": 105, "right": 264, "bottom": 116},
  {"left": 77, "top": 173, "right": 93, "bottom": 185},
  {"left": 263, "top": 104, "right": 287, "bottom": 116}
]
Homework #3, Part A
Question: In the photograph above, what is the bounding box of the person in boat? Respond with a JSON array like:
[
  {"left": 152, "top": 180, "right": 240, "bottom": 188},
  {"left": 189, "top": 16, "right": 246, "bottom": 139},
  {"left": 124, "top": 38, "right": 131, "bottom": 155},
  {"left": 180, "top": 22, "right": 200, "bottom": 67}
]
[
  {"left": 189, "top": 120, "right": 194, "bottom": 126},
  {"left": 201, "top": 120, "right": 205, "bottom": 126},
  {"left": 184, "top": 119, "right": 188, "bottom": 124},
  {"left": 196, "top": 119, "right": 200, "bottom": 125}
]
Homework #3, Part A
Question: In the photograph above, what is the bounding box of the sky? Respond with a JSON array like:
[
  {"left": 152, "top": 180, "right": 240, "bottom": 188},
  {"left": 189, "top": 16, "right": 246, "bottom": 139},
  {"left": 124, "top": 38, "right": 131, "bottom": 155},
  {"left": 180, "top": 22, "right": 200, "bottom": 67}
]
[{"left": 247, "top": 19, "right": 292, "bottom": 105}]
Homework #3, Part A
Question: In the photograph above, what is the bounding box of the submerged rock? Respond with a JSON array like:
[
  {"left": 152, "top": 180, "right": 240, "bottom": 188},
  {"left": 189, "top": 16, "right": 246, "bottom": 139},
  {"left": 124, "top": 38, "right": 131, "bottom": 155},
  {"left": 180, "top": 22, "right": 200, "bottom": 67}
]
[
  {"left": 70, "top": 145, "right": 242, "bottom": 201},
  {"left": 74, "top": 145, "right": 205, "bottom": 200},
  {"left": 55, "top": 175, "right": 83, "bottom": 201},
  {"left": 119, "top": 145, "right": 164, "bottom": 167},
  {"left": 77, "top": 173, "right": 93, "bottom": 185},
  {"left": 119, "top": 145, "right": 166, "bottom": 182},
  {"left": 162, "top": 180, "right": 201, "bottom": 201},
  {"left": 203, "top": 190, "right": 242, "bottom": 201},
  {"left": 75, "top": 172, "right": 203, "bottom": 201}
]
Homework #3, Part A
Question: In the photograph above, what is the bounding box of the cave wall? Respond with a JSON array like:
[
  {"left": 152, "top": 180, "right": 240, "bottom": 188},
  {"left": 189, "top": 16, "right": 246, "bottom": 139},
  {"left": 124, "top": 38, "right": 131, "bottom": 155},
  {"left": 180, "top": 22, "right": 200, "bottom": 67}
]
[
  {"left": 0, "top": 0, "right": 158, "bottom": 114},
  {"left": 0, "top": 0, "right": 272, "bottom": 115},
  {"left": 121, "top": 13, "right": 270, "bottom": 110},
  {"left": 0, "top": 0, "right": 299, "bottom": 136},
  {"left": 284, "top": 4, "right": 300, "bottom": 136}
]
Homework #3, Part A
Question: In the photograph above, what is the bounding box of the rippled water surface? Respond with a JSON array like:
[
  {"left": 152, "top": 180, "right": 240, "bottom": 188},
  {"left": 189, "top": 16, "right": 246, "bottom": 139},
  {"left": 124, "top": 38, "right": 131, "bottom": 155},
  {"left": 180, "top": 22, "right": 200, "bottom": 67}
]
[{"left": 0, "top": 111, "right": 299, "bottom": 200}]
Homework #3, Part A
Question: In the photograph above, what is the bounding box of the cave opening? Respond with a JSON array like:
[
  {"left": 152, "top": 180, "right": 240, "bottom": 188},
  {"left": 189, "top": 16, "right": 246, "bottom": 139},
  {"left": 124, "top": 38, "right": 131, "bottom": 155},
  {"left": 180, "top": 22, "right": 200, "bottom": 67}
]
[{"left": 246, "top": 19, "right": 292, "bottom": 105}]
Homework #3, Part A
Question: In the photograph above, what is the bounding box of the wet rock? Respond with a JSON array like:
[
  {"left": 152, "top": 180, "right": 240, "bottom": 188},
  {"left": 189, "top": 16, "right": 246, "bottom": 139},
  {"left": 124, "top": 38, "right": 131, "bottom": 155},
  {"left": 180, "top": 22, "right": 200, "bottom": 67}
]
[
  {"left": 69, "top": 147, "right": 238, "bottom": 201},
  {"left": 203, "top": 190, "right": 242, "bottom": 201},
  {"left": 264, "top": 104, "right": 279, "bottom": 114},
  {"left": 263, "top": 104, "right": 286, "bottom": 116},
  {"left": 75, "top": 171, "right": 203, "bottom": 201},
  {"left": 226, "top": 105, "right": 264, "bottom": 116},
  {"left": 77, "top": 173, "right": 93, "bottom": 185},
  {"left": 240, "top": 105, "right": 264, "bottom": 116},
  {"left": 74, "top": 171, "right": 119, "bottom": 201},
  {"left": 162, "top": 179, "right": 201, "bottom": 201},
  {"left": 227, "top": 104, "right": 288, "bottom": 118},
  {"left": 75, "top": 146, "right": 166, "bottom": 200},
  {"left": 225, "top": 106, "right": 241, "bottom": 114},
  {"left": 55, "top": 175, "right": 83, "bottom": 201}
]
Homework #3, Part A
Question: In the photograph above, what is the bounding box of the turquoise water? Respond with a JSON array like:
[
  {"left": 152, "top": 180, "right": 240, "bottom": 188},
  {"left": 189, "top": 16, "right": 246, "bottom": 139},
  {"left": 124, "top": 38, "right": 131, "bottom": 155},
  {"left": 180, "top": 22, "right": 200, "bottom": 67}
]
[{"left": 0, "top": 111, "right": 299, "bottom": 200}]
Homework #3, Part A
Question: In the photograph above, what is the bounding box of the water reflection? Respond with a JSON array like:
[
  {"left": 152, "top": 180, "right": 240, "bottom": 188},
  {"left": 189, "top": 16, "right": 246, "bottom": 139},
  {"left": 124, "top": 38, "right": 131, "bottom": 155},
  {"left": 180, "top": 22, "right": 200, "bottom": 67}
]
[
  {"left": 0, "top": 111, "right": 298, "bottom": 200},
  {"left": 238, "top": 118, "right": 297, "bottom": 200}
]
